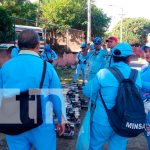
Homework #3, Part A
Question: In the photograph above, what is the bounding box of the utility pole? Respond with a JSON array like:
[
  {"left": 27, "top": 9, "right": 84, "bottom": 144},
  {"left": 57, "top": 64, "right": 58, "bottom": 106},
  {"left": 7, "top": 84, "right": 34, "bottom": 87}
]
[
  {"left": 87, "top": 0, "right": 91, "bottom": 43},
  {"left": 120, "top": 8, "right": 123, "bottom": 42},
  {"left": 36, "top": 0, "right": 40, "bottom": 27}
]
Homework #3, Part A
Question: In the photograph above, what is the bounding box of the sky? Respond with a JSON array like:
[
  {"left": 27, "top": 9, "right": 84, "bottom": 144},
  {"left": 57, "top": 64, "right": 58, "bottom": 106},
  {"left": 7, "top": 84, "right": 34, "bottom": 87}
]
[
  {"left": 30, "top": 0, "right": 150, "bottom": 30},
  {"left": 94, "top": 0, "right": 150, "bottom": 30}
]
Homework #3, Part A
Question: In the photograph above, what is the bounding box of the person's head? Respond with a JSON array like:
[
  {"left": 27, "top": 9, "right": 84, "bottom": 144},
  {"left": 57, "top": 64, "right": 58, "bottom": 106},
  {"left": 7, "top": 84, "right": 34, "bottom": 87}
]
[
  {"left": 0, "top": 47, "right": 11, "bottom": 67},
  {"left": 112, "top": 42, "right": 133, "bottom": 64},
  {"left": 106, "top": 36, "right": 118, "bottom": 49},
  {"left": 141, "top": 43, "right": 150, "bottom": 63},
  {"left": 18, "top": 29, "right": 40, "bottom": 52},
  {"left": 80, "top": 42, "right": 87, "bottom": 52},
  {"left": 44, "top": 44, "right": 51, "bottom": 52},
  {"left": 93, "top": 36, "right": 102, "bottom": 50}
]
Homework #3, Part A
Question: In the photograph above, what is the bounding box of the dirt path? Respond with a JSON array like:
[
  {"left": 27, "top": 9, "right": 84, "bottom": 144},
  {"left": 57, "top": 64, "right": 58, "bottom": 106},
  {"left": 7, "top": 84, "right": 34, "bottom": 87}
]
[{"left": 0, "top": 83, "right": 148, "bottom": 150}]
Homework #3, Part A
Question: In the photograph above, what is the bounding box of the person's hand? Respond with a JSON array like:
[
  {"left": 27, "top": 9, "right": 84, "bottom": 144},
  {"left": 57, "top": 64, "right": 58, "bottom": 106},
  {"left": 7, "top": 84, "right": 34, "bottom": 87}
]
[
  {"left": 56, "top": 123, "right": 65, "bottom": 136},
  {"left": 56, "top": 115, "right": 66, "bottom": 136},
  {"left": 48, "top": 59, "right": 53, "bottom": 64}
]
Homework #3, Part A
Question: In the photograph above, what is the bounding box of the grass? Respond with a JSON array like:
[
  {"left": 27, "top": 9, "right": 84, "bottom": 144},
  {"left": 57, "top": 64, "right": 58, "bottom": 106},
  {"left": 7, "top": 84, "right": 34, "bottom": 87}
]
[{"left": 55, "top": 68, "right": 83, "bottom": 84}]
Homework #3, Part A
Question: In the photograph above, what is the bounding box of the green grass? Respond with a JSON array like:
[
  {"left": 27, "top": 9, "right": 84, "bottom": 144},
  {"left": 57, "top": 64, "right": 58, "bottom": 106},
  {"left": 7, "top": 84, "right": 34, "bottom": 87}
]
[
  {"left": 55, "top": 68, "right": 82, "bottom": 84},
  {"left": 56, "top": 68, "right": 74, "bottom": 84}
]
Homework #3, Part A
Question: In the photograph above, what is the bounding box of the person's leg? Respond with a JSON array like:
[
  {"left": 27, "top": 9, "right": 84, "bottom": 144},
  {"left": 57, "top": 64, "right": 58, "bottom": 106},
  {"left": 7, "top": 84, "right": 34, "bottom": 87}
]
[
  {"left": 73, "top": 64, "right": 81, "bottom": 82},
  {"left": 146, "top": 112, "right": 150, "bottom": 150},
  {"left": 31, "top": 124, "right": 56, "bottom": 150},
  {"left": 89, "top": 122, "right": 112, "bottom": 150},
  {"left": 6, "top": 134, "right": 31, "bottom": 150},
  {"left": 144, "top": 130, "right": 150, "bottom": 150},
  {"left": 109, "top": 131, "right": 128, "bottom": 150},
  {"left": 146, "top": 135, "right": 150, "bottom": 150}
]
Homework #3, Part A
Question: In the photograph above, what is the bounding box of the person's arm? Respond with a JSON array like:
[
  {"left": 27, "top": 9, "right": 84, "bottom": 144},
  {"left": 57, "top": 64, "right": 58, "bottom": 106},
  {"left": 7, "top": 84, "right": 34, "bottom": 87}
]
[
  {"left": 141, "top": 80, "right": 150, "bottom": 93},
  {"left": 83, "top": 72, "right": 101, "bottom": 101},
  {"left": 41, "top": 52, "right": 45, "bottom": 60},
  {"left": 100, "top": 50, "right": 107, "bottom": 69},
  {"left": 48, "top": 65, "right": 66, "bottom": 122},
  {"left": 140, "top": 68, "right": 150, "bottom": 93},
  {"left": 52, "top": 50, "right": 58, "bottom": 60},
  {"left": 76, "top": 52, "right": 80, "bottom": 62}
]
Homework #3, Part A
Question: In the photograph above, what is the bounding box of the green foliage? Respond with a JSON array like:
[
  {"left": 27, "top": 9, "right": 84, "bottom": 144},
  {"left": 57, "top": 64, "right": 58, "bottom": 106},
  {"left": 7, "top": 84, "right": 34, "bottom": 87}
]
[
  {"left": 91, "top": 5, "right": 110, "bottom": 37},
  {"left": 0, "top": 6, "right": 14, "bottom": 43},
  {"left": 112, "top": 17, "right": 150, "bottom": 44},
  {"left": 0, "top": 0, "right": 37, "bottom": 25},
  {"left": 56, "top": 68, "right": 74, "bottom": 84},
  {"left": 41, "top": 0, "right": 110, "bottom": 36}
]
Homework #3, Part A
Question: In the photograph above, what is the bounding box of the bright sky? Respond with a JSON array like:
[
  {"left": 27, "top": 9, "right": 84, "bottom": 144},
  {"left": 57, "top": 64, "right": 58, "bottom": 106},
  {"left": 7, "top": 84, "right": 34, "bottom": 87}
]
[
  {"left": 30, "top": 0, "right": 150, "bottom": 30},
  {"left": 94, "top": 0, "right": 150, "bottom": 30}
]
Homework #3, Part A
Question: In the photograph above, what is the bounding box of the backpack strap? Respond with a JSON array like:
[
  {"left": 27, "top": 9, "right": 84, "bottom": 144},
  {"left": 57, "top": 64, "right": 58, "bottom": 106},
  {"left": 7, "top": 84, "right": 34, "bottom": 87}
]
[
  {"left": 40, "top": 61, "right": 47, "bottom": 88},
  {"left": 129, "top": 69, "right": 138, "bottom": 83},
  {"left": 99, "top": 90, "right": 108, "bottom": 112},
  {"left": 108, "top": 67, "right": 124, "bottom": 82}
]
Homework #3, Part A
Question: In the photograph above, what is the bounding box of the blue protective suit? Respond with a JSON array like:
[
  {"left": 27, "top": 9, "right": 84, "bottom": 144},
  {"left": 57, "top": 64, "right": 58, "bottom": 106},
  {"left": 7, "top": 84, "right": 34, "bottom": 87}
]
[
  {"left": 73, "top": 51, "right": 90, "bottom": 84},
  {"left": 88, "top": 49, "right": 107, "bottom": 81},
  {"left": 0, "top": 50, "right": 66, "bottom": 150},
  {"left": 83, "top": 61, "right": 142, "bottom": 150},
  {"left": 105, "top": 49, "right": 114, "bottom": 67},
  {"left": 11, "top": 47, "right": 20, "bottom": 58},
  {"left": 140, "top": 63, "right": 150, "bottom": 150},
  {"left": 41, "top": 49, "right": 58, "bottom": 62}
]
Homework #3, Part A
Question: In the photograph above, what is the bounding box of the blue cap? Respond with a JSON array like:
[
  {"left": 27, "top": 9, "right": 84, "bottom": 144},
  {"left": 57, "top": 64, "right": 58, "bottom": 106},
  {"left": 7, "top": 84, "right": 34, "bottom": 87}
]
[
  {"left": 112, "top": 42, "right": 133, "bottom": 57},
  {"left": 93, "top": 36, "right": 102, "bottom": 44},
  {"left": 44, "top": 44, "right": 51, "bottom": 51},
  {"left": 141, "top": 43, "right": 150, "bottom": 51},
  {"left": 80, "top": 42, "right": 87, "bottom": 48}
]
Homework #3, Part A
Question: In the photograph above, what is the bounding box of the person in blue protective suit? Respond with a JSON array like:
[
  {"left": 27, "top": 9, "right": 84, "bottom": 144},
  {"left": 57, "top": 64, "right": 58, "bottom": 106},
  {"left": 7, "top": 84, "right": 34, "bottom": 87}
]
[
  {"left": 88, "top": 36, "right": 107, "bottom": 81},
  {"left": 9, "top": 46, "right": 20, "bottom": 58},
  {"left": 41, "top": 44, "right": 58, "bottom": 64},
  {"left": 83, "top": 42, "right": 142, "bottom": 150},
  {"left": 140, "top": 43, "right": 150, "bottom": 150},
  {"left": 0, "top": 29, "right": 66, "bottom": 150},
  {"left": 105, "top": 36, "right": 118, "bottom": 67},
  {"left": 73, "top": 42, "right": 90, "bottom": 86}
]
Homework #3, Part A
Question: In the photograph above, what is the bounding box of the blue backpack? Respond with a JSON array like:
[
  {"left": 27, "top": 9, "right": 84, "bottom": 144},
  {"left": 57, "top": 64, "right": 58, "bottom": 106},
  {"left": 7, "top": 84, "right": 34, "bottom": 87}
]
[{"left": 99, "top": 67, "right": 146, "bottom": 137}]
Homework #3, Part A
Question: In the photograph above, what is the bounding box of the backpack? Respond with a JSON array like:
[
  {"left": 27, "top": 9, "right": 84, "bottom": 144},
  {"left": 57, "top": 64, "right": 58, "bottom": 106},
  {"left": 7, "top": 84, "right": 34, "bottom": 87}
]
[
  {"left": 0, "top": 61, "right": 47, "bottom": 135},
  {"left": 99, "top": 67, "right": 146, "bottom": 137}
]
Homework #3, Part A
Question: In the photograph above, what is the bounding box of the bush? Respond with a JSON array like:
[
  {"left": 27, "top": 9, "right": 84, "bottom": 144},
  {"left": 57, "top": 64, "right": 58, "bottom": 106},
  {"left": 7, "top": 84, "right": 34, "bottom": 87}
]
[{"left": 0, "top": 7, "right": 14, "bottom": 43}]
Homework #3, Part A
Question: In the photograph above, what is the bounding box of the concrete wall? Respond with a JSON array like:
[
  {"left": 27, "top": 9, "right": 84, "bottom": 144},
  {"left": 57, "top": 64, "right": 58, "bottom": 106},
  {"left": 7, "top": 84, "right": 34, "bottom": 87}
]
[{"left": 53, "top": 52, "right": 77, "bottom": 67}]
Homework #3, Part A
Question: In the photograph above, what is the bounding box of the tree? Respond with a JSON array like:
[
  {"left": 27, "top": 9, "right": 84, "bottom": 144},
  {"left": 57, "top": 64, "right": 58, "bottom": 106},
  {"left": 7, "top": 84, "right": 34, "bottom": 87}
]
[
  {"left": 112, "top": 17, "right": 150, "bottom": 44},
  {"left": 0, "top": 0, "right": 37, "bottom": 25},
  {"left": 91, "top": 5, "right": 110, "bottom": 37},
  {"left": 40, "top": 0, "right": 110, "bottom": 37},
  {"left": 0, "top": 6, "right": 14, "bottom": 43}
]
